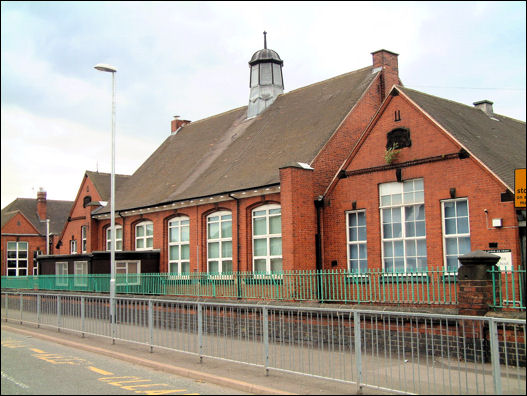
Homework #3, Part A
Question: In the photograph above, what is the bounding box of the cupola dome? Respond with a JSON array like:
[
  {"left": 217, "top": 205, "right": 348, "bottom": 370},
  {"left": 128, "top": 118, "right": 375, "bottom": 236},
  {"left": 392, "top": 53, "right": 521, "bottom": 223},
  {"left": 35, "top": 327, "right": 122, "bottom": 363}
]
[{"left": 249, "top": 48, "right": 283, "bottom": 65}]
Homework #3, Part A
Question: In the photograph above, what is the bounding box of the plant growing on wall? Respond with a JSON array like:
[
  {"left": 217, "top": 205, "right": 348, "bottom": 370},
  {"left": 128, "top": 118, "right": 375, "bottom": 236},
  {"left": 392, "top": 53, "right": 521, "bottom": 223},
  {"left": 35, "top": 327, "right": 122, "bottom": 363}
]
[{"left": 384, "top": 143, "right": 401, "bottom": 165}]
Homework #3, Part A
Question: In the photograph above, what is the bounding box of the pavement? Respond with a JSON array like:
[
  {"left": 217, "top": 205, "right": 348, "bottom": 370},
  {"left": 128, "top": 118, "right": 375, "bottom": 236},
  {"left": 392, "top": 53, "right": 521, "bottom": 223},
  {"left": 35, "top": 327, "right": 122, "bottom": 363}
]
[{"left": 1, "top": 320, "right": 370, "bottom": 395}]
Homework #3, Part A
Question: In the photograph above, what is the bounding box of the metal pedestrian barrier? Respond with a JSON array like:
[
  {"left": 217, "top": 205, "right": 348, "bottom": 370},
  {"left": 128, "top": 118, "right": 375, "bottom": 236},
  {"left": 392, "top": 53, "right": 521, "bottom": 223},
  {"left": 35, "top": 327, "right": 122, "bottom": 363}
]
[{"left": 2, "top": 291, "right": 525, "bottom": 395}]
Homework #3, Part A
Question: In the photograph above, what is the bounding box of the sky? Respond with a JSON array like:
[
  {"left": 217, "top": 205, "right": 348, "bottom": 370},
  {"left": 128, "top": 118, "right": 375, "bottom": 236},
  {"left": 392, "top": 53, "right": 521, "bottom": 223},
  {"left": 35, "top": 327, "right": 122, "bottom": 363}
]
[{"left": 1, "top": 1, "right": 525, "bottom": 209}]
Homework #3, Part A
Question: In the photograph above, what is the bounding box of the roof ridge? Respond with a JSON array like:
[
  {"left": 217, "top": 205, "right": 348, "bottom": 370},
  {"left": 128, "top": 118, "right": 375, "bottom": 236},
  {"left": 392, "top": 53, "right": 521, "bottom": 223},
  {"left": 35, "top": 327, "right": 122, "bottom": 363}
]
[{"left": 285, "top": 65, "right": 375, "bottom": 95}]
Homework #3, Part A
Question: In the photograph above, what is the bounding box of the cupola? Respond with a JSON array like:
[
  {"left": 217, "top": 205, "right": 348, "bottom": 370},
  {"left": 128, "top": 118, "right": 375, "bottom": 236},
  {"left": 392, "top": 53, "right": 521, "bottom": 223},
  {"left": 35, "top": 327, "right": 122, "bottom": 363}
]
[{"left": 247, "top": 32, "right": 284, "bottom": 118}]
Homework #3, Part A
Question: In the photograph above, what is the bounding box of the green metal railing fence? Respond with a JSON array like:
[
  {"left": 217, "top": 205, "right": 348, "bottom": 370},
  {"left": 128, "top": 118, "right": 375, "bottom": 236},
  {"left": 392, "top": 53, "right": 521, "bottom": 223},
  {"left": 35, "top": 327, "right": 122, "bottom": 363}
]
[
  {"left": 489, "top": 267, "right": 526, "bottom": 310},
  {"left": 1, "top": 268, "right": 524, "bottom": 309}
]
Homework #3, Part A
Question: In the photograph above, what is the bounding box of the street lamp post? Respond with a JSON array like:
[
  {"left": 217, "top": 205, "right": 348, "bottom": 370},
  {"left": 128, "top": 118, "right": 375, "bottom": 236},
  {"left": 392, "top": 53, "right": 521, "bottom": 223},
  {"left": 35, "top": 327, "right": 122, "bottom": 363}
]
[{"left": 94, "top": 63, "right": 117, "bottom": 340}]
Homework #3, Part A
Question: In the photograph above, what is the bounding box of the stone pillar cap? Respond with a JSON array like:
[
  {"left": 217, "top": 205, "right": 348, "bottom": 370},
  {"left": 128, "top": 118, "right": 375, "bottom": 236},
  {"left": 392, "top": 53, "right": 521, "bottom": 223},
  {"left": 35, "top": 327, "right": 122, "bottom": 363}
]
[
  {"left": 458, "top": 250, "right": 500, "bottom": 281},
  {"left": 458, "top": 250, "right": 500, "bottom": 265}
]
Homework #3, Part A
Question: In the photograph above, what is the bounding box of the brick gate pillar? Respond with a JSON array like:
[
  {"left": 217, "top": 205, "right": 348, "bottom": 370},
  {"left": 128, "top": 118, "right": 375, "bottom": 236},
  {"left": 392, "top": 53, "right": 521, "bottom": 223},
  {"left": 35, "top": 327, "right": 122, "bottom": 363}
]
[{"left": 457, "top": 250, "right": 500, "bottom": 316}]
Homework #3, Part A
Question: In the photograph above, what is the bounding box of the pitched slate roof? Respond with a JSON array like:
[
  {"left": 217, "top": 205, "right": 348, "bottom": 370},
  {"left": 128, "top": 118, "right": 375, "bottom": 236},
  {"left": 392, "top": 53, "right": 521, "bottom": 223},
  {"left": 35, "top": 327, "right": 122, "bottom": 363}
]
[
  {"left": 85, "top": 170, "right": 131, "bottom": 202},
  {"left": 399, "top": 87, "right": 526, "bottom": 190},
  {"left": 1, "top": 198, "right": 73, "bottom": 235},
  {"left": 102, "top": 66, "right": 380, "bottom": 213}
]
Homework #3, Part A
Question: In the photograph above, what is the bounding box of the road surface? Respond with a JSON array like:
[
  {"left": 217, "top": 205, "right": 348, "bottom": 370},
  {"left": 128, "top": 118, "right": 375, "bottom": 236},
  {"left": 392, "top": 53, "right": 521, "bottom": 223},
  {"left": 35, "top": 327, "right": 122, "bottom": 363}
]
[{"left": 1, "top": 328, "right": 250, "bottom": 395}]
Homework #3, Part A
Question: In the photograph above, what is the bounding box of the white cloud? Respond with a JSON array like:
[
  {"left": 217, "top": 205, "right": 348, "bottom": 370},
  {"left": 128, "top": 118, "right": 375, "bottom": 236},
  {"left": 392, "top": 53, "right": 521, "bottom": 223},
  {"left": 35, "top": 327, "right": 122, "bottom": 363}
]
[{"left": 1, "top": 105, "right": 158, "bottom": 207}]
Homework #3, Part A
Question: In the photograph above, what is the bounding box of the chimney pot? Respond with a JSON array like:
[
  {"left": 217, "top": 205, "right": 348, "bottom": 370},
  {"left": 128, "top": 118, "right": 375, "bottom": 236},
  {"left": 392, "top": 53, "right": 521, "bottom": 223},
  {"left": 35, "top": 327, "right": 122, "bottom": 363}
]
[{"left": 473, "top": 100, "right": 494, "bottom": 116}]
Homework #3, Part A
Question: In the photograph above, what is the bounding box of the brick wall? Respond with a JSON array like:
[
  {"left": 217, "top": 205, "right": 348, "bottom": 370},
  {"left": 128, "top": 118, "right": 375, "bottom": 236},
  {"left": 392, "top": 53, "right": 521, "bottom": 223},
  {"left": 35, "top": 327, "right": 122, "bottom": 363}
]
[
  {"left": 322, "top": 93, "right": 521, "bottom": 272},
  {"left": 310, "top": 75, "right": 383, "bottom": 198},
  {"left": 310, "top": 50, "right": 400, "bottom": 199},
  {"left": 95, "top": 192, "right": 282, "bottom": 274},
  {"left": 280, "top": 166, "right": 317, "bottom": 271},
  {"left": 371, "top": 50, "right": 401, "bottom": 100},
  {"left": 58, "top": 175, "right": 103, "bottom": 255},
  {"left": 458, "top": 280, "right": 494, "bottom": 316},
  {"left": 1, "top": 212, "right": 45, "bottom": 276}
]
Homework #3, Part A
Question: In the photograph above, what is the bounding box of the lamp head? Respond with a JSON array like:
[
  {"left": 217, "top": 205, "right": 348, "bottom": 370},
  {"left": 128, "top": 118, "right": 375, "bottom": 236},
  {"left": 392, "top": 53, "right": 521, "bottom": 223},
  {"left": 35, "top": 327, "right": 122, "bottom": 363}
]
[{"left": 94, "top": 63, "right": 117, "bottom": 73}]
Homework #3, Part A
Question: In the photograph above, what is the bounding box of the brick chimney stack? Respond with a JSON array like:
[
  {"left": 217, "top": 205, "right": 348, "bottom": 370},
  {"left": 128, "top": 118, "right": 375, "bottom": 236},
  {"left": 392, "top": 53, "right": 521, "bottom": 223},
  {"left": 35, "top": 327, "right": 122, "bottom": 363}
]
[
  {"left": 371, "top": 49, "right": 401, "bottom": 101},
  {"left": 37, "top": 187, "right": 47, "bottom": 220},
  {"left": 171, "top": 116, "right": 191, "bottom": 135}
]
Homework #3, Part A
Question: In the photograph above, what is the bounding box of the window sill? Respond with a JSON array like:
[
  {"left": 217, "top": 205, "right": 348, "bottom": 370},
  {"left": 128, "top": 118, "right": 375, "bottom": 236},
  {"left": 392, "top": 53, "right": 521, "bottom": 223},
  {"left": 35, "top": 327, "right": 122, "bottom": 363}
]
[
  {"left": 163, "top": 274, "right": 235, "bottom": 284},
  {"left": 205, "top": 274, "right": 234, "bottom": 282},
  {"left": 166, "top": 274, "right": 190, "bottom": 281},
  {"left": 378, "top": 273, "right": 458, "bottom": 283},
  {"left": 380, "top": 273, "right": 431, "bottom": 283},
  {"left": 244, "top": 275, "right": 283, "bottom": 285},
  {"left": 442, "top": 273, "right": 458, "bottom": 282},
  {"left": 345, "top": 274, "right": 370, "bottom": 284}
]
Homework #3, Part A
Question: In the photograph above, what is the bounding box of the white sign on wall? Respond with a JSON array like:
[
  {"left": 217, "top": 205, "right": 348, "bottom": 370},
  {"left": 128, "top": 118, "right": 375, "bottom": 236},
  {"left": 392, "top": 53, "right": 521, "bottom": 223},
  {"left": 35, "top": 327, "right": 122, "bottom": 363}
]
[{"left": 485, "top": 249, "right": 513, "bottom": 271}]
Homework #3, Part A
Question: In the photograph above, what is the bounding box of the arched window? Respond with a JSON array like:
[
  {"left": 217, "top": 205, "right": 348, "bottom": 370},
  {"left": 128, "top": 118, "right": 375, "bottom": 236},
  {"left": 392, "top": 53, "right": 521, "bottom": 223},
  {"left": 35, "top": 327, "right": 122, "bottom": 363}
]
[
  {"left": 106, "top": 225, "right": 123, "bottom": 251},
  {"left": 135, "top": 221, "right": 153, "bottom": 251},
  {"left": 252, "top": 204, "right": 282, "bottom": 274},
  {"left": 207, "top": 211, "right": 232, "bottom": 275},
  {"left": 168, "top": 217, "right": 190, "bottom": 274}
]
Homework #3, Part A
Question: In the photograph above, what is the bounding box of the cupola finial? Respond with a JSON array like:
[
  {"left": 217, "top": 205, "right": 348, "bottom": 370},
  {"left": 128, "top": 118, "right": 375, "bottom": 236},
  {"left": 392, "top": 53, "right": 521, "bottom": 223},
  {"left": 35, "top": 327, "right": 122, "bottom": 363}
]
[{"left": 263, "top": 31, "right": 267, "bottom": 49}]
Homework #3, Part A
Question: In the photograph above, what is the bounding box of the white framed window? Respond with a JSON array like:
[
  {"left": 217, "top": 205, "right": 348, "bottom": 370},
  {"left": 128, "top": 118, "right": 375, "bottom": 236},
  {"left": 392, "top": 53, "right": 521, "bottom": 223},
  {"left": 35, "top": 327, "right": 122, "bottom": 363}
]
[
  {"left": 74, "top": 261, "right": 88, "bottom": 286},
  {"left": 70, "top": 239, "right": 77, "bottom": 254},
  {"left": 106, "top": 225, "right": 123, "bottom": 251},
  {"left": 135, "top": 221, "right": 153, "bottom": 251},
  {"left": 6, "top": 241, "right": 28, "bottom": 276},
  {"left": 81, "top": 226, "right": 87, "bottom": 253},
  {"left": 442, "top": 198, "right": 471, "bottom": 273},
  {"left": 346, "top": 210, "right": 368, "bottom": 274},
  {"left": 116, "top": 260, "right": 140, "bottom": 286},
  {"left": 207, "top": 211, "right": 233, "bottom": 276},
  {"left": 168, "top": 217, "right": 190, "bottom": 275},
  {"left": 56, "top": 262, "right": 68, "bottom": 286},
  {"left": 380, "top": 178, "right": 427, "bottom": 273},
  {"left": 252, "top": 204, "right": 282, "bottom": 274}
]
